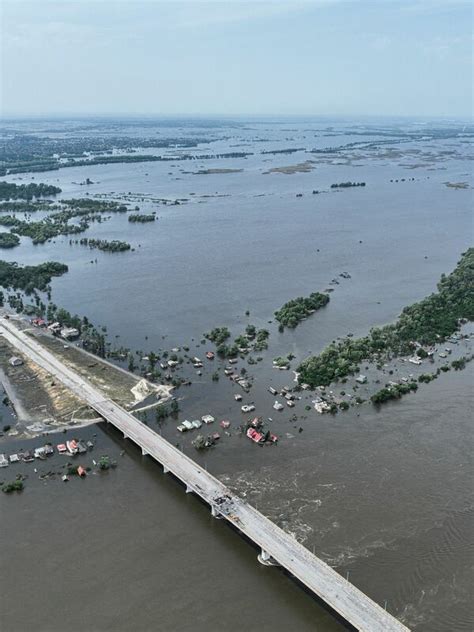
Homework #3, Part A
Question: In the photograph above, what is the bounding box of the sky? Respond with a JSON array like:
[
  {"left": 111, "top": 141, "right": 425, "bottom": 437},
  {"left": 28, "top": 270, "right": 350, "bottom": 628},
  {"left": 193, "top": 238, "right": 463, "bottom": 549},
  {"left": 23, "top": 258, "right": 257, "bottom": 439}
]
[{"left": 1, "top": 0, "right": 472, "bottom": 118}]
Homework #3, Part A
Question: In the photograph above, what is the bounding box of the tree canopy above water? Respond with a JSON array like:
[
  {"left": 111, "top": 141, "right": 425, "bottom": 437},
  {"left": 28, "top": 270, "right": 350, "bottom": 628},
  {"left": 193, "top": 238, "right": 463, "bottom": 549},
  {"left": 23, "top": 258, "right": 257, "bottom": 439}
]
[{"left": 298, "top": 248, "right": 474, "bottom": 387}]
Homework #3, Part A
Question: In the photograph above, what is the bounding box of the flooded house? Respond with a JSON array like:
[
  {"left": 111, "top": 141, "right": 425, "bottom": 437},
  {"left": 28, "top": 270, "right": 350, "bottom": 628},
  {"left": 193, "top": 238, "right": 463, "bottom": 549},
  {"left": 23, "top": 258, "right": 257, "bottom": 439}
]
[
  {"left": 241, "top": 404, "right": 255, "bottom": 413},
  {"left": 314, "top": 401, "right": 331, "bottom": 414},
  {"left": 60, "top": 327, "right": 80, "bottom": 340},
  {"left": 66, "top": 440, "right": 78, "bottom": 455}
]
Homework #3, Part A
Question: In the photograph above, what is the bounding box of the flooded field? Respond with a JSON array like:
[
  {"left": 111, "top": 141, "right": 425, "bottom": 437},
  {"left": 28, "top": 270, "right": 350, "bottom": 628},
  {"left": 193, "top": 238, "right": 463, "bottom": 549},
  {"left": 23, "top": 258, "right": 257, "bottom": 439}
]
[{"left": 0, "top": 118, "right": 472, "bottom": 631}]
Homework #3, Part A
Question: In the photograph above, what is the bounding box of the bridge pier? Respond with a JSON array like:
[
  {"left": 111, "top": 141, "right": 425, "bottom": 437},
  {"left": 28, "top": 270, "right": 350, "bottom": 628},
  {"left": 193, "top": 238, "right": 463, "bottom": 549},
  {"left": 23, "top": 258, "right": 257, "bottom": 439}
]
[
  {"left": 258, "top": 549, "right": 279, "bottom": 566},
  {"left": 185, "top": 485, "right": 193, "bottom": 494},
  {"left": 211, "top": 504, "right": 222, "bottom": 519},
  {"left": 141, "top": 448, "right": 148, "bottom": 456},
  {"left": 163, "top": 466, "right": 169, "bottom": 474}
]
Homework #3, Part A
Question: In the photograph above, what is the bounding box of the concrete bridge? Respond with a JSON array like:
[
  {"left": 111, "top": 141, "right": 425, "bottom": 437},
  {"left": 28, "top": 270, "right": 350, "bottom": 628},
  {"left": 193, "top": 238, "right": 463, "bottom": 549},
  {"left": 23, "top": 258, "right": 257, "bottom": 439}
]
[{"left": 0, "top": 317, "right": 409, "bottom": 632}]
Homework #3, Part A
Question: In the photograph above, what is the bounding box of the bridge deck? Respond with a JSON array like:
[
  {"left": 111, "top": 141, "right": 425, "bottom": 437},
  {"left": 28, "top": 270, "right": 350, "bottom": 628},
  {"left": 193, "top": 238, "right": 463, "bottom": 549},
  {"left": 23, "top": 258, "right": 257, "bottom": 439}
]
[{"left": 0, "top": 318, "right": 409, "bottom": 632}]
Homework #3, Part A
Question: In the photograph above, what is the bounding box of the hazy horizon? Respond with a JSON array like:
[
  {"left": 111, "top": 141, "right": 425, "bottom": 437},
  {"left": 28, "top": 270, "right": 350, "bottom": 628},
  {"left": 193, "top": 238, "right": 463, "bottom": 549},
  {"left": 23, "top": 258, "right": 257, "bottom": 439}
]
[
  {"left": 1, "top": 112, "right": 473, "bottom": 122},
  {"left": 1, "top": 0, "right": 473, "bottom": 119}
]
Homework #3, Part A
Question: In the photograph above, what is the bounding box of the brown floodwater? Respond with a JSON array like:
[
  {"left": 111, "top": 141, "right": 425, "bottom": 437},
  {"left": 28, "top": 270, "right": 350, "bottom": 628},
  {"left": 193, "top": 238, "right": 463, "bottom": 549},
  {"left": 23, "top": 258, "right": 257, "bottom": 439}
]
[
  {"left": 1, "top": 360, "right": 472, "bottom": 631},
  {"left": 0, "top": 118, "right": 472, "bottom": 631}
]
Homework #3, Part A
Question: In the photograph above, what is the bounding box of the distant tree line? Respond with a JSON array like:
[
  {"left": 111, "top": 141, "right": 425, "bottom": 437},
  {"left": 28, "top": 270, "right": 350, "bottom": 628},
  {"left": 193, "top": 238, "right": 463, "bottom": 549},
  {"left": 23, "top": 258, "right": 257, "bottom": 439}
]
[
  {"left": 0, "top": 181, "right": 61, "bottom": 200},
  {"left": 128, "top": 213, "right": 156, "bottom": 223},
  {"left": 330, "top": 182, "right": 366, "bottom": 188}
]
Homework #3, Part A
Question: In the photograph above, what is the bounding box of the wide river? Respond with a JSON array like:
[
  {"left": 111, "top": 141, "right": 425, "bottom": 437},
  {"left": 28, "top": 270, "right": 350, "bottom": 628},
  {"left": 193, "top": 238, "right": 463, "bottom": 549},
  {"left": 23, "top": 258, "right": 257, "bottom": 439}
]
[{"left": 0, "top": 118, "right": 473, "bottom": 631}]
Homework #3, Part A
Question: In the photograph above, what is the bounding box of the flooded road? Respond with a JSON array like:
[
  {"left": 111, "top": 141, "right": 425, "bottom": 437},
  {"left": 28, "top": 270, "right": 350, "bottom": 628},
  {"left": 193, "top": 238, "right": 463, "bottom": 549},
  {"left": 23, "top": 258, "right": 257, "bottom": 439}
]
[{"left": 0, "top": 119, "right": 472, "bottom": 631}]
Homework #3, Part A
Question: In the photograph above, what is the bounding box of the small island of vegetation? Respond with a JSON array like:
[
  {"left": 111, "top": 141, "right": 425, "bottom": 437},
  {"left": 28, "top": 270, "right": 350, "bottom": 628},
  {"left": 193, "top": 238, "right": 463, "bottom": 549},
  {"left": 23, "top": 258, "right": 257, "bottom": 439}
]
[
  {"left": 204, "top": 324, "right": 270, "bottom": 358},
  {"left": 0, "top": 233, "right": 20, "bottom": 248},
  {"left": 60, "top": 198, "right": 128, "bottom": 213},
  {"left": 2, "top": 478, "right": 24, "bottom": 493},
  {"left": 128, "top": 213, "right": 156, "bottom": 223},
  {"left": 0, "top": 198, "right": 131, "bottom": 245},
  {"left": 371, "top": 381, "right": 418, "bottom": 405},
  {"left": 205, "top": 327, "right": 231, "bottom": 346},
  {"left": 0, "top": 260, "right": 68, "bottom": 292},
  {"left": 0, "top": 213, "right": 87, "bottom": 244},
  {"left": 79, "top": 238, "right": 131, "bottom": 252},
  {"left": 275, "top": 292, "right": 330, "bottom": 329}
]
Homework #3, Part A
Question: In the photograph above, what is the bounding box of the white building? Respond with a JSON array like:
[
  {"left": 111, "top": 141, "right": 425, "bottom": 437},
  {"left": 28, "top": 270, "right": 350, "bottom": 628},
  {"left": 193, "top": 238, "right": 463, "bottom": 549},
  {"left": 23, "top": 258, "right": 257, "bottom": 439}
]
[
  {"left": 201, "top": 414, "right": 215, "bottom": 424},
  {"left": 314, "top": 401, "right": 331, "bottom": 414},
  {"left": 60, "top": 327, "right": 80, "bottom": 340}
]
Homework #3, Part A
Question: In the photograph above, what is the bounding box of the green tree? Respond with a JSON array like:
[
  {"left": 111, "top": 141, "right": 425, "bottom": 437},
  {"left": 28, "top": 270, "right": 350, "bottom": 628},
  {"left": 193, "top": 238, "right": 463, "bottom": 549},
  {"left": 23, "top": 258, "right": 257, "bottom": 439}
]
[
  {"left": 155, "top": 405, "right": 169, "bottom": 422},
  {"left": 148, "top": 351, "right": 158, "bottom": 371}
]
